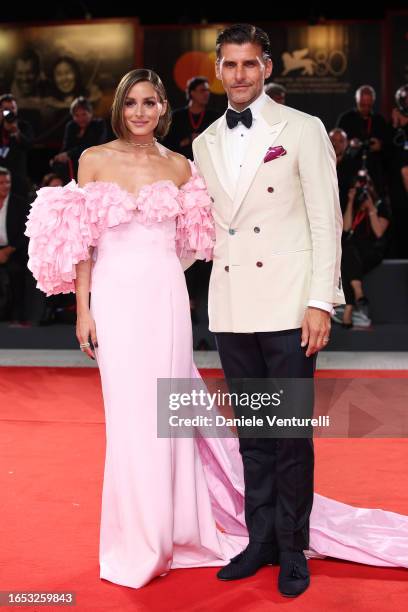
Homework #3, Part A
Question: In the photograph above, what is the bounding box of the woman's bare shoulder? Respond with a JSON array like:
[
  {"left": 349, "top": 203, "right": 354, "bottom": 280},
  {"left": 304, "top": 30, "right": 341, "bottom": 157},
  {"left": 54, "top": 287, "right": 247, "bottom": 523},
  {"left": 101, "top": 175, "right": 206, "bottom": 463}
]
[
  {"left": 80, "top": 141, "right": 121, "bottom": 162},
  {"left": 78, "top": 143, "right": 119, "bottom": 183},
  {"left": 164, "top": 148, "right": 192, "bottom": 183},
  {"left": 78, "top": 142, "right": 124, "bottom": 181}
]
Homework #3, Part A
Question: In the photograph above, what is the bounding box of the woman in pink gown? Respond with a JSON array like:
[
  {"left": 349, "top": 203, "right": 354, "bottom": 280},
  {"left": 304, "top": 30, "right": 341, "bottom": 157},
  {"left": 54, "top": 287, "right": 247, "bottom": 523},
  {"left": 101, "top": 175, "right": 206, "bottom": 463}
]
[{"left": 25, "top": 69, "right": 408, "bottom": 590}]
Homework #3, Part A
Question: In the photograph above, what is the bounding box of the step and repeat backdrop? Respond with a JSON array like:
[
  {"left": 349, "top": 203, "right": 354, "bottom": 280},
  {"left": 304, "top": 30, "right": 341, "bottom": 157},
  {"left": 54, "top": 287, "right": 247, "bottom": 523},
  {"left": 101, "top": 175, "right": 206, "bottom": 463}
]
[
  {"left": 0, "top": 13, "right": 406, "bottom": 137},
  {"left": 144, "top": 21, "right": 384, "bottom": 130},
  {"left": 0, "top": 18, "right": 141, "bottom": 145}
]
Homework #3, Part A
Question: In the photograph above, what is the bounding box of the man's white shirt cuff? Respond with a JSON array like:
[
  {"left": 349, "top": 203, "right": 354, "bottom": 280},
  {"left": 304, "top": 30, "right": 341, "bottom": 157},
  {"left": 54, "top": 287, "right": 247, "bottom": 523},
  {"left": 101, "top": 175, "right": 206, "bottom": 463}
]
[{"left": 307, "top": 300, "right": 335, "bottom": 315}]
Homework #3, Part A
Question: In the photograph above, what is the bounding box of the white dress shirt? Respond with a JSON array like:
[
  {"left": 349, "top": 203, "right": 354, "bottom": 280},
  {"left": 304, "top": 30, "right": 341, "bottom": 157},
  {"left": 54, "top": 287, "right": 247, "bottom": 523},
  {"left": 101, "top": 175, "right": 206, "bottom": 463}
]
[
  {"left": 223, "top": 92, "right": 334, "bottom": 315},
  {"left": 0, "top": 193, "right": 9, "bottom": 246}
]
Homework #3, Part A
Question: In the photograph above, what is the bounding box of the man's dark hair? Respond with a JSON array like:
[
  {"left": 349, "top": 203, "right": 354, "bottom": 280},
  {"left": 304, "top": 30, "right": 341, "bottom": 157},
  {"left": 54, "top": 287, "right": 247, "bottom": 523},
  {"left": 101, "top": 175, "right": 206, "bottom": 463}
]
[
  {"left": 0, "top": 93, "right": 16, "bottom": 106},
  {"left": 186, "top": 76, "right": 208, "bottom": 101},
  {"left": 215, "top": 23, "right": 271, "bottom": 62},
  {"left": 70, "top": 96, "right": 93, "bottom": 116},
  {"left": 0, "top": 166, "right": 11, "bottom": 177}
]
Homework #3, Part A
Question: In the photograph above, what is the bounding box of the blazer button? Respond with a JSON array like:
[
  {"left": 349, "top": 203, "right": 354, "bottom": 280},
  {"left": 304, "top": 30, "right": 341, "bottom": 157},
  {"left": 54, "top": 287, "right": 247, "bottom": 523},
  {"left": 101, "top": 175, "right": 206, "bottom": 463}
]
[
  {"left": 267, "top": 186, "right": 274, "bottom": 193},
  {"left": 229, "top": 228, "right": 236, "bottom": 235},
  {"left": 254, "top": 226, "right": 260, "bottom": 233},
  {"left": 224, "top": 265, "right": 229, "bottom": 272},
  {"left": 256, "top": 261, "right": 263, "bottom": 267}
]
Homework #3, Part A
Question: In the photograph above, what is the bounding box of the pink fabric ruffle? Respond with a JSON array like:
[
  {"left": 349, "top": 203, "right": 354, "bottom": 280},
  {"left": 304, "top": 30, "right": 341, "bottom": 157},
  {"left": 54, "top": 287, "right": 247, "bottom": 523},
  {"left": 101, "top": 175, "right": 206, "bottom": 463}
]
[
  {"left": 136, "top": 180, "right": 181, "bottom": 224},
  {"left": 176, "top": 161, "right": 215, "bottom": 261},
  {"left": 25, "top": 181, "right": 91, "bottom": 296},
  {"left": 24, "top": 163, "right": 215, "bottom": 296},
  {"left": 25, "top": 180, "right": 139, "bottom": 296}
]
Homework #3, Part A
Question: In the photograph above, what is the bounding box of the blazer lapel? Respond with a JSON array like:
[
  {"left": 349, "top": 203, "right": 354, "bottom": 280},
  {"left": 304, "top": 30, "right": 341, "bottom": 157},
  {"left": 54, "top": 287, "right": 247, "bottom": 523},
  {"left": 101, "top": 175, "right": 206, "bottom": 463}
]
[
  {"left": 231, "top": 99, "right": 288, "bottom": 218},
  {"left": 203, "top": 115, "right": 235, "bottom": 201}
]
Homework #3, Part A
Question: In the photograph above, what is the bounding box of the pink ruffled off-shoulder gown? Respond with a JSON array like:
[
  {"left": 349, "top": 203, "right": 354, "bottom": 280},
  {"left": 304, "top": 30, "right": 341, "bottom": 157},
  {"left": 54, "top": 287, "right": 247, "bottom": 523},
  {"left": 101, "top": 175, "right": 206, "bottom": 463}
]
[{"left": 25, "top": 161, "right": 408, "bottom": 589}]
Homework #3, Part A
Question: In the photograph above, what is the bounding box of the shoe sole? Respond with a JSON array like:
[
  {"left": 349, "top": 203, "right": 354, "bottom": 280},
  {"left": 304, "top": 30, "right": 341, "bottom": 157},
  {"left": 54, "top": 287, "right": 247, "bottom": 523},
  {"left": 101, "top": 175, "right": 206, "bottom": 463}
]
[
  {"left": 217, "top": 562, "right": 276, "bottom": 581},
  {"left": 279, "top": 581, "right": 310, "bottom": 597}
]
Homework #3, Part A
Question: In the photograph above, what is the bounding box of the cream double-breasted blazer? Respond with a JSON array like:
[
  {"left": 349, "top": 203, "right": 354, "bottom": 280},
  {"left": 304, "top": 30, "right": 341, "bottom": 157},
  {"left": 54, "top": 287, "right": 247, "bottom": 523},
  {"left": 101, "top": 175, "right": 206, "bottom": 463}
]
[{"left": 192, "top": 96, "right": 346, "bottom": 333}]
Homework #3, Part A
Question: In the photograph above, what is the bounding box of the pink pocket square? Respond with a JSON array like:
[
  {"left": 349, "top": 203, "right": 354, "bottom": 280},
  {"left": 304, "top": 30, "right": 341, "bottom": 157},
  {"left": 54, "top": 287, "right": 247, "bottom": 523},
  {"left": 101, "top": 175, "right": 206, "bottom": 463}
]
[{"left": 263, "top": 145, "right": 287, "bottom": 163}]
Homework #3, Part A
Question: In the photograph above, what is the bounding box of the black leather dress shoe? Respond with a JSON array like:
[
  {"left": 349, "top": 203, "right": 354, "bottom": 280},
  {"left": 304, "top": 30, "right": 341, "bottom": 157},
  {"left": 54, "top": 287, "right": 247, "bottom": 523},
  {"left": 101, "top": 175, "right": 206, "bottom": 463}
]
[
  {"left": 217, "top": 541, "right": 278, "bottom": 581},
  {"left": 278, "top": 551, "right": 310, "bottom": 597}
]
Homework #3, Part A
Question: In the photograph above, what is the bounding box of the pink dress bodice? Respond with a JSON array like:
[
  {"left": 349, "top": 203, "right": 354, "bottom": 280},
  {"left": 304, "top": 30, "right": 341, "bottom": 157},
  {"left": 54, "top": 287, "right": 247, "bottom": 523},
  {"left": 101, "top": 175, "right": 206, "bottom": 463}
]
[{"left": 24, "top": 161, "right": 215, "bottom": 296}]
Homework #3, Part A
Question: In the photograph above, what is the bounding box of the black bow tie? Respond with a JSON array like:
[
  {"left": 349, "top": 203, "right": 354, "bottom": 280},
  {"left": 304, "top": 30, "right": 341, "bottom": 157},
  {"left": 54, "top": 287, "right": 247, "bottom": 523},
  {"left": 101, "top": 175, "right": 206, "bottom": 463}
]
[{"left": 226, "top": 107, "right": 253, "bottom": 129}]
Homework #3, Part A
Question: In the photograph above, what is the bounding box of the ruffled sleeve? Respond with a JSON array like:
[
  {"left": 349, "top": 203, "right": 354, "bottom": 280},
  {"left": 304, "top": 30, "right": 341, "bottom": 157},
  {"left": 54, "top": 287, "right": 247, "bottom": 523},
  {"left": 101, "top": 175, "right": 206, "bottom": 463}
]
[
  {"left": 25, "top": 180, "right": 92, "bottom": 296},
  {"left": 24, "top": 179, "right": 138, "bottom": 296},
  {"left": 175, "top": 161, "right": 215, "bottom": 261}
]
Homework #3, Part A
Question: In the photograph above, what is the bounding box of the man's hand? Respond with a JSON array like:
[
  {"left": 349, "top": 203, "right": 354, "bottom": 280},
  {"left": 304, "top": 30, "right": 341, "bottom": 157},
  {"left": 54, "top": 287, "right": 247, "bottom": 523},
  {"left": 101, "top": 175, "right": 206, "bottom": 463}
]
[
  {"left": 301, "top": 307, "right": 331, "bottom": 357},
  {"left": 369, "top": 137, "right": 382, "bottom": 152},
  {"left": 392, "top": 107, "right": 408, "bottom": 129},
  {"left": 3, "top": 121, "right": 18, "bottom": 134},
  {"left": 53, "top": 152, "right": 69, "bottom": 163},
  {"left": 0, "top": 248, "right": 11, "bottom": 264}
]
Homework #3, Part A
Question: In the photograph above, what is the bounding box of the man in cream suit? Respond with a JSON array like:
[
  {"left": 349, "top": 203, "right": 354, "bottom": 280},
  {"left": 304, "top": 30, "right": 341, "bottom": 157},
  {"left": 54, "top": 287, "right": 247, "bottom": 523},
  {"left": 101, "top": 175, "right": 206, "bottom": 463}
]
[{"left": 192, "top": 24, "right": 345, "bottom": 597}]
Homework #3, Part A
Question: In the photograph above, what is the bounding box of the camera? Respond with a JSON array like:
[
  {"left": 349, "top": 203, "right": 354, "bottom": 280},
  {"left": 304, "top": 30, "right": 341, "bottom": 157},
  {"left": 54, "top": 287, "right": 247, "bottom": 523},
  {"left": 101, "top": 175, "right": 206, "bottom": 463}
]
[
  {"left": 2, "top": 109, "right": 18, "bottom": 123},
  {"left": 354, "top": 169, "right": 369, "bottom": 207},
  {"left": 395, "top": 84, "right": 408, "bottom": 118},
  {"left": 349, "top": 137, "right": 375, "bottom": 159}
]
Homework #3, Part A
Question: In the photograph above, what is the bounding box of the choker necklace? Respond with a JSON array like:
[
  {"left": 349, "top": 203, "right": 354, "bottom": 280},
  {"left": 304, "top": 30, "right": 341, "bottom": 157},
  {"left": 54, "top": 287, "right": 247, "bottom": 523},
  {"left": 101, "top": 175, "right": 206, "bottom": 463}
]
[{"left": 123, "top": 137, "right": 157, "bottom": 148}]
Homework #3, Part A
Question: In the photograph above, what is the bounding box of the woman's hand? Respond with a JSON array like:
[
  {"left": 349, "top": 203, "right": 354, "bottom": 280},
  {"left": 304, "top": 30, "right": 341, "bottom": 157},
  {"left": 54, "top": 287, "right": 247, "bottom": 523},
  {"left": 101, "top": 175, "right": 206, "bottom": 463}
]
[
  {"left": 348, "top": 187, "right": 376, "bottom": 214},
  {"left": 360, "top": 192, "right": 376, "bottom": 213},
  {"left": 347, "top": 187, "right": 356, "bottom": 205},
  {"left": 76, "top": 311, "right": 98, "bottom": 360}
]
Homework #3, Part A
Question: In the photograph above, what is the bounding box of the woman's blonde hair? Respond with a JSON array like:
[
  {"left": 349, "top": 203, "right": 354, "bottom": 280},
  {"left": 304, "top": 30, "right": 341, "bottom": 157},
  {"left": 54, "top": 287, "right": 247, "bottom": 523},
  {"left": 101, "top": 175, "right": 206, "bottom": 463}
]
[{"left": 111, "top": 69, "right": 172, "bottom": 141}]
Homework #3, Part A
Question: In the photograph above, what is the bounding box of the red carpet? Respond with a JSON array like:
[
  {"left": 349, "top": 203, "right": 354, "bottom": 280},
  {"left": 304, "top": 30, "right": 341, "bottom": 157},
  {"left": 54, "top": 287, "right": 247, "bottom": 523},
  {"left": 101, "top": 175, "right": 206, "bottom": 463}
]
[{"left": 0, "top": 366, "right": 407, "bottom": 611}]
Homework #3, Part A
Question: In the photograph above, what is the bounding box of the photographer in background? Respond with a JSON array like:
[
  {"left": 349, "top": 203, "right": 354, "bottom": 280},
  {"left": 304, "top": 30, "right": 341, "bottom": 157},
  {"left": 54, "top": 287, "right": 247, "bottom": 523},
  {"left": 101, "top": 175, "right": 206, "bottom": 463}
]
[
  {"left": 336, "top": 85, "right": 389, "bottom": 194},
  {"left": 387, "top": 84, "right": 408, "bottom": 257},
  {"left": 0, "top": 167, "right": 30, "bottom": 326},
  {"left": 0, "top": 94, "right": 34, "bottom": 198},
  {"left": 163, "top": 76, "right": 220, "bottom": 160},
  {"left": 332, "top": 170, "right": 391, "bottom": 329},
  {"left": 329, "top": 127, "right": 361, "bottom": 213},
  {"left": 264, "top": 82, "right": 287, "bottom": 104},
  {"left": 51, "top": 96, "right": 106, "bottom": 181}
]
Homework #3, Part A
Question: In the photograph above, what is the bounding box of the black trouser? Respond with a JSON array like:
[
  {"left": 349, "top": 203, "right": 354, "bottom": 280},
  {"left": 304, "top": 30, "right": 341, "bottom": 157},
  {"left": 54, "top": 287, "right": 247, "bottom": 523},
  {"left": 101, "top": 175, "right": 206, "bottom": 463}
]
[
  {"left": 215, "top": 328, "right": 316, "bottom": 552},
  {"left": 341, "top": 237, "right": 384, "bottom": 305}
]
